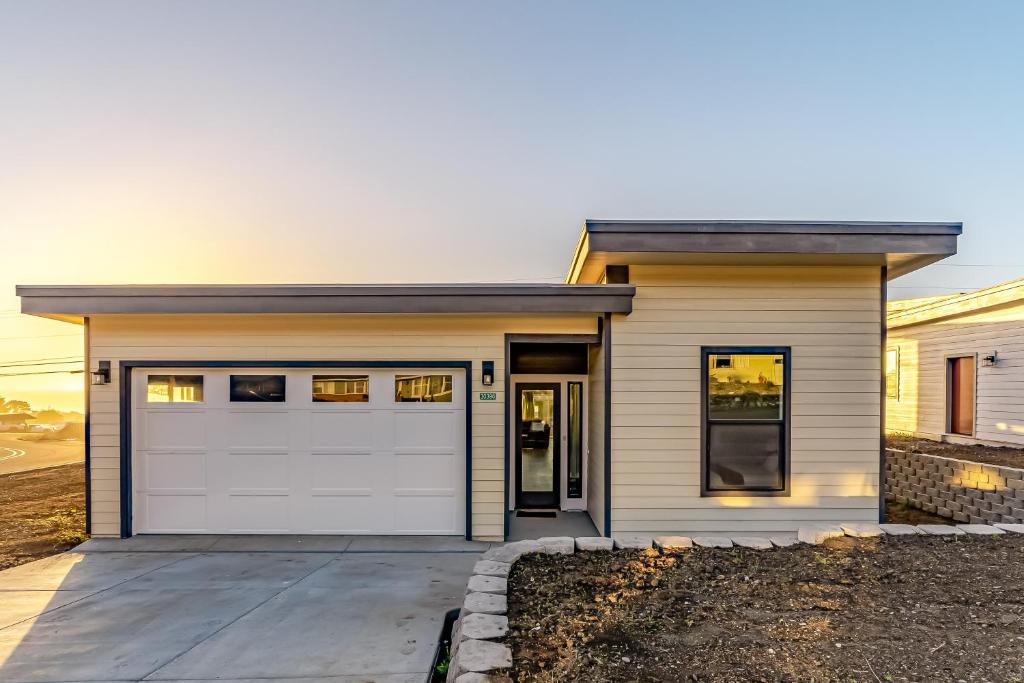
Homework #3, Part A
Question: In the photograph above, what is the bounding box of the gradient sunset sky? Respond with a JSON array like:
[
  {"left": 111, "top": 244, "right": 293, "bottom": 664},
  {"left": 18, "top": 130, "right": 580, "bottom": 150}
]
[{"left": 2, "top": 1, "right": 1023, "bottom": 411}]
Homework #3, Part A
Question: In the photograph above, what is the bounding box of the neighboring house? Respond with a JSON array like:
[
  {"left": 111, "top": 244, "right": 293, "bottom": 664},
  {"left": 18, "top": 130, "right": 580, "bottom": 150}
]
[
  {"left": 887, "top": 276, "right": 1024, "bottom": 447},
  {"left": 0, "top": 412, "right": 35, "bottom": 430},
  {"left": 18, "top": 220, "right": 960, "bottom": 540}
]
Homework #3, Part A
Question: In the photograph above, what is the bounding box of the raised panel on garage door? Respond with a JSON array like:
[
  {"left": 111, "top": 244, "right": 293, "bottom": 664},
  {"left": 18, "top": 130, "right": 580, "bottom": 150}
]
[{"left": 131, "top": 367, "right": 466, "bottom": 535}]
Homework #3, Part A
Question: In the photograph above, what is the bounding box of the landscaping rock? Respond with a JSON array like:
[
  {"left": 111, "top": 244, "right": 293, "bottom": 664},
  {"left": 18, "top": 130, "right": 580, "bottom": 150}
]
[
  {"left": 536, "top": 536, "right": 574, "bottom": 554},
  {"left": 692, "top": 536, "right": 733, "bottom": 548},
  {"left": 455, "top": 673, "right": 512, "bottom": 683},
  {"left": 995, "top": 523, "right": 1024, "bottom": 534},
  {"left": 613, "top": 535, "right": 653, "bottom": 550},
  {"left": 450, "top": 639, "right": 511, "bottom": 679},
  {"left": 841, "top": 523, "right": 884, "bottom": 538},
  {"left": 459, "top": 612, "right": 509, "bottom": 641},
  {"left": 731, "top": 536, "right": 772, "bottom": 550},
  {"left": 463, "top": 591, "right": 507, "bottom": 615},
  {"left": 467, "top": 575, "right": 507, "bottom": 594},
  {"left": 575, "top": 536, "right": 614, "bottom": 551},
  {"left": 654, "top": 535, "right": 693, "bottom": 552},
  {"left": 880, "top": 523, "right": 922, "bottom": 536},
  {"left": 769, "top": 535, "right": 801, "bottom": 547},
  {"left": 917, "top": 524, "right": 966, "bottom": 536},
  {"left": 480, "top": 540, "right": 540, "bottom": 563},
  {"left": 797, "top": 524, "right": 845, "bottom": 544},
  {"left": 472, "top": 560, "right": 512, "bottom": 578},
  {"left": 956, "top": 524, "right": 1005, "bottom": 535}
]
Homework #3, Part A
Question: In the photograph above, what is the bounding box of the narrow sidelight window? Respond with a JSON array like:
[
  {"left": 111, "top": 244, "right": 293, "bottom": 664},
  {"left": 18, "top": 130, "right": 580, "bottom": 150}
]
[
  {"left": 702, "top": 348, "right": 789, "bottom": 495},
  {"left": 147, "top": 375, "right": 204, "bottom": 403},
  {"left": 395, "top": 374, "right": 453, "bottom": 403},
  {"left": 885, "top": 347, "right": 900, "bottom": 400},
  {"left": 567, "top": 381, "right": 583, "bottom": 498}
]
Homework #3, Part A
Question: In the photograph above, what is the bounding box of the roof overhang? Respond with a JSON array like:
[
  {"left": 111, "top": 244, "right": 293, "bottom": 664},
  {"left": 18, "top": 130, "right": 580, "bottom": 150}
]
[
  {"left": 566, "top": 220, "right": 962, "bottom": 283},
  {"left": 17, "top": 283, "right": 635, "bottom": 322},
  {"left": 887, "top": 276, "right": 1024, "bottom": 329}
]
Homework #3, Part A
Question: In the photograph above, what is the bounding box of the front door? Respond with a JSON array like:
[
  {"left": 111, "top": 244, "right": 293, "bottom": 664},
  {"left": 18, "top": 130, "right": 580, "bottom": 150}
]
[{"left": 515, "top": 383, "right": 560, "bottom": 508}]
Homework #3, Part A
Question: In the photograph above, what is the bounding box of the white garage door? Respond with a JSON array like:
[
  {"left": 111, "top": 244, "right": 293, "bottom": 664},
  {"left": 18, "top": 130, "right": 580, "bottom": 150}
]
[{"left": 131, "top": 367, "right": 466, "bottom": 535}]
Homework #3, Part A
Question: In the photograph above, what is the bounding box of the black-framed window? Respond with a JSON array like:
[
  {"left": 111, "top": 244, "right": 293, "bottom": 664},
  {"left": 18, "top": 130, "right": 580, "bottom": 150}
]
[
  {"left": 312, "top": 375, "right": 369, "bottom": 402},
  {"left": 146, "top": 375, "right": 204, "bottom": 403},
  {"left": 394, "top": 374, "right": 453, "bottom": 402},
  {"left": 567, "top": 381, "right": 583, "bottom": 498},
  {"left": 701, "top": 347, "right": 790, "bottom": 495}
]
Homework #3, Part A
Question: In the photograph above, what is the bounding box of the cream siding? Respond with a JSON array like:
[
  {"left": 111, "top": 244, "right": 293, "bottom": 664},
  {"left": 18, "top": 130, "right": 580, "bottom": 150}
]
[
  {"left": 611, "top": 265, "right": 882, "bottom": 535},
  {"left": 87, "top": 313, "right": 597, "bottom": 540},
  {"left": 887, "top": 300, "right": 1024, "bottom": 446}
]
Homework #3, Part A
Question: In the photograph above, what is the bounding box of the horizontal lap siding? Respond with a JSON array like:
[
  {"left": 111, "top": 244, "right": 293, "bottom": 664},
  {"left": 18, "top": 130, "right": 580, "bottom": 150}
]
[
  {"left": 887, "top": 301, "right": 1024, "bottom": 445},
  {"left": 88, "top": 313, "right": 596, "bottom": 540},
  {"left": 611, "top": 266, "right": 882, "bottom": 535}
]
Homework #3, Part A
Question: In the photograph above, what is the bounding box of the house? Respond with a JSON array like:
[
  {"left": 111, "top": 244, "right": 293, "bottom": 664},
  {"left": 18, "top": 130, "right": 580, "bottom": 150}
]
[
  {"left": 17, "top": 220, "right": 961, "bottom": 540},
  {"left": 886, "top": 275, "right": 1024, "bottom": 447},
  {"left": 0, "top": 412, "right": 35, "bottom": 430}
]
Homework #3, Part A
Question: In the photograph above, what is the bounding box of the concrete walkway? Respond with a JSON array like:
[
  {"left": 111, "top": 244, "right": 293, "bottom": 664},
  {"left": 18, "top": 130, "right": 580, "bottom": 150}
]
[{"left": 0, "top": 535, "right": 489, "bottom": 682}]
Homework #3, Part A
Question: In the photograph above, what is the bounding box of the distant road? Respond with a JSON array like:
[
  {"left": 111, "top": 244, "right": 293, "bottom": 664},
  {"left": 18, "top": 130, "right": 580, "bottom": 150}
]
[{"left": 0, "top": 433, "right": 84, "bottom": 475}]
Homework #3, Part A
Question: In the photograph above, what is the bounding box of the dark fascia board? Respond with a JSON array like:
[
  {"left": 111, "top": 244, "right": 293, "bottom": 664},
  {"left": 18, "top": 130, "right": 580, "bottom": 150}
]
[
  {"left": 17, "top": 283, "right": 636, "bottom": 316},
  {"left": 584, "top": 220, "right": 963, "bottom": 235},
  {"left": 568, "top": 220, "right": 961, "bottom": 283}
]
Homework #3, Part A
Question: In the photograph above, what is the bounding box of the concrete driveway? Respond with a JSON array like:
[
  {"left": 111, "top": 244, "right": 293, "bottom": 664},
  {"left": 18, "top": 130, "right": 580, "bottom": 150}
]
[{"left": 0, "top": 535, "right": 488, "bottom": 682}]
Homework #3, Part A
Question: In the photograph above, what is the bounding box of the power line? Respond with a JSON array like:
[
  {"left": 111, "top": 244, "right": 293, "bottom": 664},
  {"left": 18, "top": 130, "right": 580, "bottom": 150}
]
[
  {"left": 0, "top": 355, "right": 84, "bottom": 364},
  {"left": 0, "top": 333, "right": 81, "bottom": 341},
  {"left": 0, "top": 369, "right": 84, "bottom": 378},
  {"left": 0, "top": 360, "right": 84, "bottom": 369}
]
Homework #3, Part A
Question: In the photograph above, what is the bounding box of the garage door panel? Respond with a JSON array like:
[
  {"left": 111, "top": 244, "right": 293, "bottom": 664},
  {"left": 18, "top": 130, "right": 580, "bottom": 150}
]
[
  {"left": 133, "top": 367, "right": 466, "bottom": 535},
  {"left": 310, "top": 412, "right": 374, "bottom": 449},
  {"left": 145, "top": 451, "right": 206, "bottom": 490},
  {"left": 394, "top": 452, "right": 458, "bottom": 491},
  {"left": 394, "top": 412, "right": 457, "bottom": 448},
  {"left": 308, "top": 495, "right": 375, "bottom": 534},
  {"left": 144, "top": 411, "right": 207, "bottom": 449},
  {"left": 227, "top": 411, "right": 290, "bottom": 448},
  {"left": 146, "top": 494, "right": 208, "bottom": 533},
  {"left": 310, "top": 451, "right": 374, "bottom": 491},
  {"left": 227, "top": 451, "right": 290, "bottom": 491},
  {"left": 393, "top": 495, "right": 458, "bottom": 534}
]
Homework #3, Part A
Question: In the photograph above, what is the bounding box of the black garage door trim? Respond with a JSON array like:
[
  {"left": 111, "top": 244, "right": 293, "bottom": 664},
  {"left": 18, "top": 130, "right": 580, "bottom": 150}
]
[{"left": 119, "top": 360, "right": 474, "bottom": 540}]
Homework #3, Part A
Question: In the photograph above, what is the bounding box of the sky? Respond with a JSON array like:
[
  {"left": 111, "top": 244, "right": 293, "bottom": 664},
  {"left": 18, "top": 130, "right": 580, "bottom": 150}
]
[{"left": 2, "top": 1, "right": 1023, "bottom": 411}]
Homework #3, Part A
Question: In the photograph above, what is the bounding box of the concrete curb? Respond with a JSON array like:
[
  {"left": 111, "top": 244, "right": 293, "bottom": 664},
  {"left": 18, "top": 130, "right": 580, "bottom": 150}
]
[{"left": 446, "top": 522, "right": 1017, "bottom": 680}]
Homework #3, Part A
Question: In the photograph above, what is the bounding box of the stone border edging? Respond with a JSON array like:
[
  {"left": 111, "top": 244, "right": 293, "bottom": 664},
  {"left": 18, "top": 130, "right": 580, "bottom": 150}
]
[{"left": 445, "top": 524, "right": 1024, "bottom": 682}]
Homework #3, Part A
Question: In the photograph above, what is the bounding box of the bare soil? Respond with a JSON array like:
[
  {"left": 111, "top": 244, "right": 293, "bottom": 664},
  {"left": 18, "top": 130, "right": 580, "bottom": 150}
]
[
  {"left": 508, "top": 535, "right": 1024, "bottom": 682},
  {"left": 884, "top": 500, "right": 948, "bottom": 525},
  {"left": 888, "top": 433, "right": 1024, "bottom": 469},
  {"left": 0, "top": 463, "right": 87, "bottom": 570}
]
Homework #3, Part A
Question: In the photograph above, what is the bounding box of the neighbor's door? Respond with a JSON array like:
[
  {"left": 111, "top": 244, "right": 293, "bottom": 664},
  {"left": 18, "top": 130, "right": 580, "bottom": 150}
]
[
  {"left": 948, "top": 356, "right": 975, "bottom": 436},
  {"left": 515, "top": 383, "right": 560, "bottom": 508}
]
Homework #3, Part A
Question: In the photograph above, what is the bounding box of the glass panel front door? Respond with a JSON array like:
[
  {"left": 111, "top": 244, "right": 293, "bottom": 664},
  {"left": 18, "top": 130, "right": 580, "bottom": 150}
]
[{"left": 516, "top": 383, "right": 560, "bottom": 508}]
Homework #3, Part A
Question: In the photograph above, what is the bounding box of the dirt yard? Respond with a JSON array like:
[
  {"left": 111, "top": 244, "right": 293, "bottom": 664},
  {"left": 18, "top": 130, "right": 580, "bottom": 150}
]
[
  {"left": 884, "top": 500, "right": 948, "bottom": 525},
  {"left": 507, "top": 535, "right": 1024, "bottom": 682},
  {"left": 0, "top": 463, "right": 87, "bottom": 570},
  {"left": 888, "top": 433, "right": 1024, "bottom": 469}
]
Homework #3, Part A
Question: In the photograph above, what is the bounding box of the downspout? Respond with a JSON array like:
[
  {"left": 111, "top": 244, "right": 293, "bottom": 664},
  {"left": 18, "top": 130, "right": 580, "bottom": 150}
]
[{"left": 879, "top": 266, "right": 888, "bottom": 522}]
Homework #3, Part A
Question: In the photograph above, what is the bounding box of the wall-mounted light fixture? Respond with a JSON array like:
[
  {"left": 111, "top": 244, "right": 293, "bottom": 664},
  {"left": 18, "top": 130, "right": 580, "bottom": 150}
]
[
  {"left": 481, "top": 360, "right": 495, "bottom": 386},
  {"left": 91, "top": 360, "right": 111, "bottom": 385},
  {"left": 982, "top": 352, "right": 998, "bottom": 367}
]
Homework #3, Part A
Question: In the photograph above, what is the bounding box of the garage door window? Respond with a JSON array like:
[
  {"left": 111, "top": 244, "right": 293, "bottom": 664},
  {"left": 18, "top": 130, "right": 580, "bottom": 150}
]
[
  {"left": 312, "top": 375, "right": 369, "bottom": 402},
  {"left": 230, "top": 375, "right": 286, "bottom": 402},
  {"left": 147, "top": 375, "right": 204, "bottom": 403},
  {"left": 395, "top": 374, "right": 453, "bottom": 402}
]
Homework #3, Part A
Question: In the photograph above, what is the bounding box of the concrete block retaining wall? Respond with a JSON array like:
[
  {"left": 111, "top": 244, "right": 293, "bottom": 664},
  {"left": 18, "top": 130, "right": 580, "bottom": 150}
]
[{"left": 886, "top": 448, "right": 1024, "bottom": 525}]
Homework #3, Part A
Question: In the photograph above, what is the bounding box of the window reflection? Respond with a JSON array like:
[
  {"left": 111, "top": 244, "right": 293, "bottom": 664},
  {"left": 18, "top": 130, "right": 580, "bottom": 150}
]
[
  {"left": 395, "top": 375, "right": 453, "bottom": 403},
  {"left": 147, "top": 375, "right": 204, "bottom": 403},
  {"left": 313, "top": 375, "right": 369, "bottom": 402}
]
